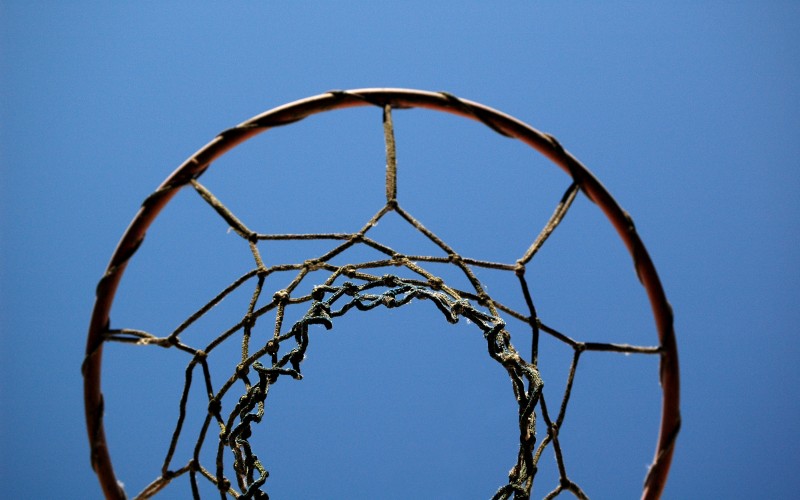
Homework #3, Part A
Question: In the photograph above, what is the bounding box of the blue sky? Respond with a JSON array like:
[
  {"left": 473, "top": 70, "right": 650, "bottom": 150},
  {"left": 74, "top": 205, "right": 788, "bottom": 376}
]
[{"left": 2, "top": 2, "right": 799, "bottom": 499}]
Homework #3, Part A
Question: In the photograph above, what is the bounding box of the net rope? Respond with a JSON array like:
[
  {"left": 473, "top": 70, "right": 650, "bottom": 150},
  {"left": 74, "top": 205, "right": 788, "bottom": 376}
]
[{"left": 85, "top": 90, "right": 679, "bottom": 500}]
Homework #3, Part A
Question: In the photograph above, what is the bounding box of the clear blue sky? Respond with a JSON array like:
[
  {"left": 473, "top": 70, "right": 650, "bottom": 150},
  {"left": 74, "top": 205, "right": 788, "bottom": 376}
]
[{"left": 2, "top": 2, "right": 799, "bottom": 499}]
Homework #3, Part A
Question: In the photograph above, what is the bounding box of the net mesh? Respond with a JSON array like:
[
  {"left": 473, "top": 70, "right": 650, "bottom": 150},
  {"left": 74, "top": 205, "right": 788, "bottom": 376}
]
[{"left": 84, "top": 90, "right": 679, "bottom": 500}]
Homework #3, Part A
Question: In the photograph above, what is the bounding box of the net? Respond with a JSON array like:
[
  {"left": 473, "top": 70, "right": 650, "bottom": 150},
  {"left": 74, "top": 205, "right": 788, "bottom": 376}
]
[{"left": 84, "top": 89, "right": 680, "bottom": 499}]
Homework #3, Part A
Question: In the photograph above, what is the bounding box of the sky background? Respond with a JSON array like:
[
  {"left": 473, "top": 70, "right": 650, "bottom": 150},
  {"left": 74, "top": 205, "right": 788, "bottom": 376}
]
[{"left": 2, "top": 2, "right": 799, "bottom": 499}]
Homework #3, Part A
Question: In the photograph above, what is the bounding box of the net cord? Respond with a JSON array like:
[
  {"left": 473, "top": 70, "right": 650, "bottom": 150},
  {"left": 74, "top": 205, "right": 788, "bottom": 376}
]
[{"left": 84, "top": 88, "right": 679, "bottom": 499}]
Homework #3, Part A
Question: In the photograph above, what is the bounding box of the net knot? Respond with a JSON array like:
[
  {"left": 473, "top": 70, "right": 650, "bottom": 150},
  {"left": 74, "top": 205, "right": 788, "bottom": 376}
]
[
  {"left": 242, "top": 313, "right": 256, "bottom": 329},
  {"left": 272, "top": 289, "right": 290, "bottom": 304},
  {"left": 448, "top": 253, "right": 463, "bottom": 265},
  {"left": 265, "top": 340, "right": 279, "bottom": 356},
  {"left": 451, "top": 298, "right": 471, "bottom": 317},
  {"left": 341, "top": 281, "right": 359, "bottom": 296},
  {"left": 428, "top": 276, "right": 444, "bottom": 290},
  {"left": 382, "top": 274, "right": 401, "bottom": 287},
  {"left": 236, "top": 363, "right": 250, "bottom": 378},
  {"left": 310, "top": 285, "right": 327, "bottom": 301},
  {"left": 390, "top": 253, "right": 408, "bottom": 267},
  {"left": 303, "top": 259, "right": 324, "bottom": 271},
  {"left": 162, "top": 468, "right": 178, "bottom": 480},
  {"left": 208, "top": 397, "right": 222, "bottom": 416}
]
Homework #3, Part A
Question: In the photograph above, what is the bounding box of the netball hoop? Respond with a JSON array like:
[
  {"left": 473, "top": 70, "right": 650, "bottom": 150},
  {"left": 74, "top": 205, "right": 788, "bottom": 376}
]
[{"left": 84, "top": 89, "right": 679, "bottom": 499}]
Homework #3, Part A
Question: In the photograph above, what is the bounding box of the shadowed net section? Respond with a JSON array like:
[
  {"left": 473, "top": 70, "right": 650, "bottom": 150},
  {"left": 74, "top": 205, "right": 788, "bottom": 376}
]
[{"left": 84, "top": 89, "right": 679, "bottom": 500}]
